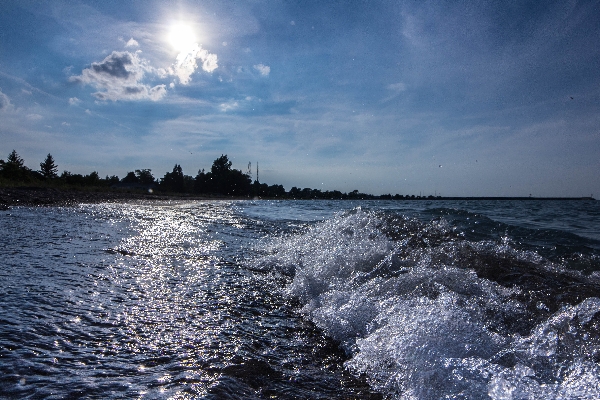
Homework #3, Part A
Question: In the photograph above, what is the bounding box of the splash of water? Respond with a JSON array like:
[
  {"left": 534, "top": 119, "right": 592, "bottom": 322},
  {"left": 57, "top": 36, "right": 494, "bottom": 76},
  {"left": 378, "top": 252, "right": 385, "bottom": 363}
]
[{"left": 259, "top": 207, "right": 600, "bottom": 399}]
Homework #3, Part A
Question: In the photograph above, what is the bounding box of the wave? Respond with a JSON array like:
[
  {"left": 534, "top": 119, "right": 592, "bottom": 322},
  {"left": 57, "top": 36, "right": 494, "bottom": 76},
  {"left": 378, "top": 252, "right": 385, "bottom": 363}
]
[{"left": 256, "top": 207, "right": 600, "bottom": 399}]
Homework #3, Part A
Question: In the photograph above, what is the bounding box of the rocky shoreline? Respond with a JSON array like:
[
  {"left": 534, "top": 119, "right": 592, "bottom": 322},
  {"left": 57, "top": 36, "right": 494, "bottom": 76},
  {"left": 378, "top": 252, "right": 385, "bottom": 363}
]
[{"left": 0, "top": 187, "right": 231, "bottom": 209}]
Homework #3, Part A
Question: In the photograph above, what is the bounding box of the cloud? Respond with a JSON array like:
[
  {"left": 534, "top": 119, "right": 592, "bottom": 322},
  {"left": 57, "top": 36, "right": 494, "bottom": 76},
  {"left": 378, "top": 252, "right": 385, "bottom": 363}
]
[
  {"left": 0, "top": 89, "right": 10, "bottom": 110},
  {"left": 26, "top": 113, "right": 43, "bottom": 120},
  {"left": 125, "top": 38, "right": 139, "bottom": 47},
  {"left": 70, "top": 51, "right": 166, "bottom": 101},
  {"left": 253, "top": 64, "right": 270, "bottom": 76},
  {"left": 388, "top": 82, "right": 406, "bottom": 92},
  {"left": 170, "top": 44, "right": 218, "bottom": 85},
  {"left": 382, "top": 82, "right": 407, "bottom": 102},
  {"left": 69, "top": 97, "right": 81, "bottom": 106},
  {"left": 93, "top": 84, "right": 167, "bottom": 102},
  {"left": 220, "top": 101, "right": 239, "bottom": 112}
]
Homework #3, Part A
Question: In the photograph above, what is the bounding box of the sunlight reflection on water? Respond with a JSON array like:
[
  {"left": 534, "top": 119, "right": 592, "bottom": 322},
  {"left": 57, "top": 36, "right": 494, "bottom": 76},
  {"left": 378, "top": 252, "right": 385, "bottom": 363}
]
[
  {"left": 0, "top": 201, "right": 378, "bottom": 398},
  {"left": 5, "top": 200, "right": 596, "bottom": 398}
]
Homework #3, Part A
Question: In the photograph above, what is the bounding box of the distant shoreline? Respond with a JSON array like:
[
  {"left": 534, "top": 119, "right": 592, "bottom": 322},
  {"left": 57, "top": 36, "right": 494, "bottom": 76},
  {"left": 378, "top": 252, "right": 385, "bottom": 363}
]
[
  {"left": 411, "top": 196, "right": 597, "bottom": 201},
  {"left": 0, "top": 186, "right": 595, "bottom": 209},
  {"left": 0, "top": 187, "right": 236, "bottom": 208}
]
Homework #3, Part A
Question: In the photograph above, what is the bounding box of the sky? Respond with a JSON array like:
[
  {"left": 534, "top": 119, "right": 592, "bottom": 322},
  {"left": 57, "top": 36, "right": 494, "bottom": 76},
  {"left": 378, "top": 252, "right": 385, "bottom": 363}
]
[{"left": 0, "top": 0, "right": 599, "bottom": 197}]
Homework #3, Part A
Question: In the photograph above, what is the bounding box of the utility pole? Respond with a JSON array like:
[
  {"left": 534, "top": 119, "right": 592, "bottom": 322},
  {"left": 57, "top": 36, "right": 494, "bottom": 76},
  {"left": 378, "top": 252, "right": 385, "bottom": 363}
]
[{"left": 256, "top": 162, "right": 259, "bottom": 183}]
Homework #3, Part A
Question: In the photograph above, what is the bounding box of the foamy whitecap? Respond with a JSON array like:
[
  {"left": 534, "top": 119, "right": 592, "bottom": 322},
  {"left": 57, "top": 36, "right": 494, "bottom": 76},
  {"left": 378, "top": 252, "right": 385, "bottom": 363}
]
[{"left": 261, "top": 207, "right": 600, "bottom": 399}]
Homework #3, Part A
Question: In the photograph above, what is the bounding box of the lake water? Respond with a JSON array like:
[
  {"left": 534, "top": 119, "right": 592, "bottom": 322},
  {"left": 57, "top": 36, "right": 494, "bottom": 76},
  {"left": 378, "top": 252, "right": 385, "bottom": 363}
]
[{"left": 1, "top": 199, "right": 599, "bottom": 399}]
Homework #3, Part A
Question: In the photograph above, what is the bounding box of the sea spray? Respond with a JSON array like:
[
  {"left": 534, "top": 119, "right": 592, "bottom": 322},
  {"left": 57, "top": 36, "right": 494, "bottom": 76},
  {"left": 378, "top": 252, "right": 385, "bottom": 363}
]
[
  {"left": 3, "top": 200, "right": 599, "bottom": 399},
  {"left": 259, "top": 207, "right": 600, "bottom": 399}
]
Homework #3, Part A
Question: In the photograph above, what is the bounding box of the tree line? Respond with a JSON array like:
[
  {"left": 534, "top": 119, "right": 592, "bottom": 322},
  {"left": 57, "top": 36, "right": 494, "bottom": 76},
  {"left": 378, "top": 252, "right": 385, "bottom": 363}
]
[{"left": 0, "top": 149, "right": 421, "bottom": 199}]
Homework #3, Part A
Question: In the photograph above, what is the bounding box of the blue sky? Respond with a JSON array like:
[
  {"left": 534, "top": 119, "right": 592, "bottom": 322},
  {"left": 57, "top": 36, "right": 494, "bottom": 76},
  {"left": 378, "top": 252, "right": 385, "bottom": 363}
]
[{"left": 1, "top": 0, "right": 598, "bottom": 196}]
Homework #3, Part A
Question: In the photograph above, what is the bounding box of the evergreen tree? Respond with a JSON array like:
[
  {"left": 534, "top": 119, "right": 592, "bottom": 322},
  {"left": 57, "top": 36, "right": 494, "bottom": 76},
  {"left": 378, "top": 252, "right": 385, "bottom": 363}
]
[
  {"left": 1, "top": 149, "right": 30, "bottom": 182},
  {"left": 6, "top": 150, "right": 24, "bottom": 168},
  {"left": 39, "top": 153, "right": 58, "bottom": 178}
]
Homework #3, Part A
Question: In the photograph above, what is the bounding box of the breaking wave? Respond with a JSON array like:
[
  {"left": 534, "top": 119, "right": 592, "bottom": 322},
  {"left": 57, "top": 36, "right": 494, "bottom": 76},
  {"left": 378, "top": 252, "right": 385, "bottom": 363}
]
[{"left": 257, "top": 207, "right": 600, "bottom": 399}]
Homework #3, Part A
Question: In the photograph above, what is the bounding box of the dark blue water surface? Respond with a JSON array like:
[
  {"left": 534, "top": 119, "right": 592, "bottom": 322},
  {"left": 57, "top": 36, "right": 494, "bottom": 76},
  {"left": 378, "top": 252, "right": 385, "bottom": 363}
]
[{"left": 1, "top": 200, "right": 599, "bottom": 399}]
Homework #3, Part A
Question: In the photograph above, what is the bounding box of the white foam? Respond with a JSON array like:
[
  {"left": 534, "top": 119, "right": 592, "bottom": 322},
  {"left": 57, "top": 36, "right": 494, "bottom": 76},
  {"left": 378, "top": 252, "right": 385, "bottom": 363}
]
[{"left": 259, "top": 208, "right": 600, "bottom": 399}]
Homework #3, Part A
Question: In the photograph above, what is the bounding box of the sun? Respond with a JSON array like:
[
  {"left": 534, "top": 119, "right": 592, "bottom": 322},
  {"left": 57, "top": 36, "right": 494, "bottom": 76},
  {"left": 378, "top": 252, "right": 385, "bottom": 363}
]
[{"left": 168, "top": 23, "right": 196, "bottom": 52}]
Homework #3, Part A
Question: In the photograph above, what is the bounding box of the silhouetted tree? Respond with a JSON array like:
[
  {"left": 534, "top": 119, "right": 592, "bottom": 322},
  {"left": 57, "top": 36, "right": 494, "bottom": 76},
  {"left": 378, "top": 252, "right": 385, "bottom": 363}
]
[
  {"left": 209, "top": 155, "right": 230, "bottom": 194},
  {"left": 194, "top": 169, "right": 209, "bottom": 193},
  {"left": 39, "top": 153, "right": 58, "bottom": 179},
  {"left": 7, "top": 150, "right": 24, "bottom": 168},
  {"left": 161, "top": 164, "right": 185, "bottom": 192},
  {"left": 122, "top": 171, "right": 139, "bottom": 183},
  {"left": 135, "top": 169, "right": 155, "bottom": 185},
  {"left": 267, "top": 184, "right": 286, "bottom": 198},
  {"left": 61, "top": 171, "right": 85, "bottom": 186},
  {"left": 288, "top": 187, "right": 301, "bottom": 199},
  {"left": 183, "top": 174, "right": 195, "bottom": 193},
  {"left": 85, "top": 171, "right": 100, "bottom": 186},
  {"left": 301, "top": 188, "right": 313, "bottom": 199},
  {"left": 57, "top": 170, "right": 101, "bottom": 186},
  {"left": 211, "top": 154, "right": 232, "bottom": 176},
  {"left": 206, "top": 154, "right": 251, "bottom": 195},
  {"left": 226, "top": 169, "right": 252, "bottom": 195},
  {"left": 1, "top": 149, "right": 31, "bottom": 182},
  {"left": 105, "top": 175, "right": 120, "bottom": 185}
]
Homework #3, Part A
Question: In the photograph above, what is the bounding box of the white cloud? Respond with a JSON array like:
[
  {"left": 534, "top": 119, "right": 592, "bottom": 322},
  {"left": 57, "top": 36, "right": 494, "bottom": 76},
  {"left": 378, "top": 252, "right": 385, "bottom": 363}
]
[
  {"left": 26, "top": 113, "right": 43, "bottom": 120},
  {"left": 220, "top": 101, "right": 239, "bottom": 112},
  {"left": 146, "top": 85, "right": 168, "bottom": 101},
  {"left": 69, "top": 97, "right": 81, "bottom": 106},
  {"left": 70, "top": 51, "right": 166, "bottom": 101},
  {"left": 382, "top": 82, "right": 407, "bottom": 102},
  {"left": 125, "top": 38, "right": 139, "bottom": 47},
  {"left": 62, "top": 122, "right": 71, "bottom": 126},
  {"left": 0, "top": 89, "right": 11, "bottom": 111},
  {"left": 155, "top": 68, "right": 168, "bottom": 78},
  {"left": 170, "top": 44, "right": 218, "bottom": 85},
  {"left": 254, "top": 63, "right": 270, "bottom": 76},
  {"left": 388, "top": 82, "right": 406, "bottom": 92}
]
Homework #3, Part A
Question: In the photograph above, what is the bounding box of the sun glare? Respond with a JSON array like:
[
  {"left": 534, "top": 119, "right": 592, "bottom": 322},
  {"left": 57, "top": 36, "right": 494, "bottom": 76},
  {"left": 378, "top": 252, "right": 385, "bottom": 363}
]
[{"left": 168, "top": 23, "right": 196, "bottom": 52}]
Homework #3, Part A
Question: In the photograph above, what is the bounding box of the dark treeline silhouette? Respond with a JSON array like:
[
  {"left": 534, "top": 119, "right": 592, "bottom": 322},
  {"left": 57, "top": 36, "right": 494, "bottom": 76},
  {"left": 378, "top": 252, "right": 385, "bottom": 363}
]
[
  {"left": 0, "top": 150, "right": 410, "bottom": 199},
  {"left": 4, "top": 150, "right": 591, "bottom": 200}
]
